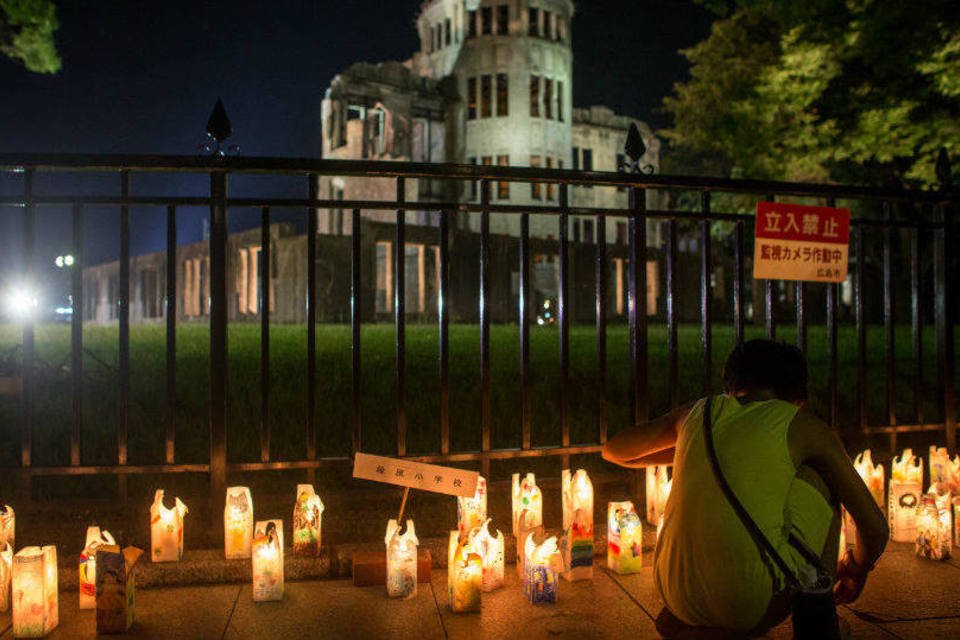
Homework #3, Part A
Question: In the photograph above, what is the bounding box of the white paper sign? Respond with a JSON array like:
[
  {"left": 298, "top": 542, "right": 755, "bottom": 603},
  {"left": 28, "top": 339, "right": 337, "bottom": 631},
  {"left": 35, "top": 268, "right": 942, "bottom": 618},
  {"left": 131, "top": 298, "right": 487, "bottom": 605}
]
[{"left": 353, "top": 453, "right": 479, "bottom": 498}]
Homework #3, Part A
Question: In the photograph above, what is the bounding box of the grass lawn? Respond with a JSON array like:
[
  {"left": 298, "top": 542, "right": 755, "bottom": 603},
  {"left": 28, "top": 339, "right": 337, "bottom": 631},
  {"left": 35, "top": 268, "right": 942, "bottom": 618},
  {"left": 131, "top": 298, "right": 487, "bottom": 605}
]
[{"left": 0, "top": 321, "right": 956, "bottom": 471}]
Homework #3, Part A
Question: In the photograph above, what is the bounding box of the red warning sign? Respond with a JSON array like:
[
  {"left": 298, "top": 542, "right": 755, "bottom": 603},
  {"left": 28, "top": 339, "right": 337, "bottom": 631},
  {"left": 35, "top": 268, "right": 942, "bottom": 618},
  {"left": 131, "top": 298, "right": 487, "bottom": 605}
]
[{"left": 753, "top": 201, "right": 850, "bottom": 283}]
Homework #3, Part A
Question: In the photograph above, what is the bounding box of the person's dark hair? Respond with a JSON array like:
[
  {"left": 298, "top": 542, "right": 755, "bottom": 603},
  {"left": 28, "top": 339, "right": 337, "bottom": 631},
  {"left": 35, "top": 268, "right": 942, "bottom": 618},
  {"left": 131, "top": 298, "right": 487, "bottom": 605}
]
[{"left": 722, "top": 339, "right": 808, "bottom": 403}]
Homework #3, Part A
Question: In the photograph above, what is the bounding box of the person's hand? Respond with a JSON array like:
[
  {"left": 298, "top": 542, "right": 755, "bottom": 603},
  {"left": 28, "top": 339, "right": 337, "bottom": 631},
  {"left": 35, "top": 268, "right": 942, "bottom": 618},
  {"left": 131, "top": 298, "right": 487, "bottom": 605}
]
[{"left": 834, "top": 549, "right": 869, "bottom": 604}]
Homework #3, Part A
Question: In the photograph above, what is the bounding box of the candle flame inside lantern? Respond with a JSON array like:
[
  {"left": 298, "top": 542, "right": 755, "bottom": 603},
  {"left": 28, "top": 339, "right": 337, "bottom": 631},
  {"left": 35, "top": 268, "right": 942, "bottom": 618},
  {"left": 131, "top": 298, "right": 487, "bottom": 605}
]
[
  {"left": 252, "top": 520, "right": 284, "bottom": 602},
  {"left": 447, "top": 532, "right": 482, "bottom": 612},
  {"left": 150, "top": 490, "right": 188, "bottom": 563}
]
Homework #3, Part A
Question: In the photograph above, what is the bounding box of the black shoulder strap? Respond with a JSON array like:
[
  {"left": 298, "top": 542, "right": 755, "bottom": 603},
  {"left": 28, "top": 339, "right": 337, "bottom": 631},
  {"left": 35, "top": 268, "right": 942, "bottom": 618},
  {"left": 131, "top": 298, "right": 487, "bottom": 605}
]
[{"left": 702, "top": 396, "right": 800, "bottom": 588}]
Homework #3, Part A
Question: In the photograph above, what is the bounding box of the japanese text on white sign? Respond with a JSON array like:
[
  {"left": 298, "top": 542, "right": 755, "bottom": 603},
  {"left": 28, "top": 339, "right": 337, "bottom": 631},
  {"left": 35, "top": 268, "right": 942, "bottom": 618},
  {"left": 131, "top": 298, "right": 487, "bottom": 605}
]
[{"left": 353, "top": 453, "right": 479, "bottom": 498}]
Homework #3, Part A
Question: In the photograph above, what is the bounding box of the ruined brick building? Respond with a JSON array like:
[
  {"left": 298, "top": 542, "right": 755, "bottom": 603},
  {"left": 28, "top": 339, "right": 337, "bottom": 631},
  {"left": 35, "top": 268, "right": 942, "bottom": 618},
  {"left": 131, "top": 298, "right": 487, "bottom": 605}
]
[{"left": 83, "top": 0, "right": 666, "bottom": 325}]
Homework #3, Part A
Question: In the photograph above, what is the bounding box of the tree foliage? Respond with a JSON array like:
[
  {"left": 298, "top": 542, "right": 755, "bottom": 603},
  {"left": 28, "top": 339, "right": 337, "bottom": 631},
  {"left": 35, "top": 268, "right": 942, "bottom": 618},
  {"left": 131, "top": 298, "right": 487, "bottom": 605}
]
[
  {"left": 661, "top": 0, "right": 960, "bottom": 190},
  {"left": 0, "top": 0, "right": 60, "bottom": 73}
]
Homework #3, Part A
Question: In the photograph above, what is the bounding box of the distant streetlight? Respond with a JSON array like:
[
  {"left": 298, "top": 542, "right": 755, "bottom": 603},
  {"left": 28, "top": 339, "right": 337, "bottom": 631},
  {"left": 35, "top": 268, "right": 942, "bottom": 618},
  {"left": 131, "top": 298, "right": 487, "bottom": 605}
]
[
  {"left": 5, "top": 286, "right": 39, "bottom": 319},
  {"left": 55, "top": 254, "right": 74, "bottom": 268}
]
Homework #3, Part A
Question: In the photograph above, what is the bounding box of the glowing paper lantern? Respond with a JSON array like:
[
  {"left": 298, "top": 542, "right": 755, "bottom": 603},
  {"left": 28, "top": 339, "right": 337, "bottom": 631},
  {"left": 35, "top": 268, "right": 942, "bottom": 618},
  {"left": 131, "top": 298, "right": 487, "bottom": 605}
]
[
  {"left": 385, "top": 519, "right": 419, "bottom": 599},
  {"left": 515, "top": 508, "right": 543, "bottom": 578},
  {"left": 607, "top": 501, "right": 642, "bottom": 574},
  {"left": 447, "top": 532, "right": 482, "bottom": 612},
  {"left": 12, "top": 546, "right": 57, "bottom": 638},
  {"left": 457, "top": 476, "right": 487, "bottom": 536},
  {"left": 0, "top": 543, "right": 11, "bottom": 613},
  {"left": 646, "top": 466, "right": 671, "bottom": 526},
  {"left": 293, "top": 484, "right": 324, "bottom": 557},
  {"left": 79, "top": 526, "right": 115, "bottom": 610},
  {"left": 889, "top": 449, "right": 923, "bottom": 543},
  {"left": 95, "top": 545, "right": 142, "bottom": 634},
  {"left": 252, "top": 520, "right": 284, "bottom": 602},
  {"left": 150, "top": 490, "right": 188, "bottom": 563},
  {"left": 512, "top": 473, "right": 542, "bottom": 537},
  {"left": 224, "top": 486, "right": 253, "bottom": 560},
  {"left": 523, "top": 534, "right": 562, "bottom": 604},
  {"left": 470, "top": 519, "right": 504, "bottom": 592},
  {"left": 846, "top": 450, "right": 885, "bottom": 543},
  {"left": 560, "top": 469, "right": 594, "bottom": 581},
  {"left": 929, "top": 446, "right": 960, "bottom": 494},
  {"left": 0, "top": 504, "right": 14, "bottom": 550},
  {"left": 916, "top": 491, "right": 951, "bottom": 561}
]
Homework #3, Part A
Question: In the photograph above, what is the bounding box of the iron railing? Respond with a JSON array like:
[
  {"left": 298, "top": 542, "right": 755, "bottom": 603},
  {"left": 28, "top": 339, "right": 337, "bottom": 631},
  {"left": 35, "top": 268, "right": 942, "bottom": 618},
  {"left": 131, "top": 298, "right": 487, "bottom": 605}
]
[{"left": 0, "top": 153, "right": 956, "bottom": 504}]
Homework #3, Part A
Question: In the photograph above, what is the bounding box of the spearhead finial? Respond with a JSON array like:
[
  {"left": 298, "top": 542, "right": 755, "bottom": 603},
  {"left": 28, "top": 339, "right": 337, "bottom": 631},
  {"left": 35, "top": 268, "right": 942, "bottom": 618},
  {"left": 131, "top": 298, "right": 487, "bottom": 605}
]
[
  {"left": 206, "top": 98, "right": 232, "bottom": 143},
  {"left": 619, "top": 123, "right": 654, "bottom": 175},
  {"left": 936, "top": 147, "right": 952, "bottom": 191}
]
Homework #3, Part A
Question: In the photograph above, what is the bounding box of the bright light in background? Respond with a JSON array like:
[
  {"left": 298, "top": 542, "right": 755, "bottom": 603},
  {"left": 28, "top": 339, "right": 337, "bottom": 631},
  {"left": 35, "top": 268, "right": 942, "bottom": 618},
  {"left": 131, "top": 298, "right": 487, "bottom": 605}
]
[
  {"left": 64, "top": 255, "right": 75, "bottom": 267},
  {"left": 5, "top": 286, "right": 39, "bottom": 319},
  {"left": 55, "top": 254, "right": 75, "bottom": 268}
]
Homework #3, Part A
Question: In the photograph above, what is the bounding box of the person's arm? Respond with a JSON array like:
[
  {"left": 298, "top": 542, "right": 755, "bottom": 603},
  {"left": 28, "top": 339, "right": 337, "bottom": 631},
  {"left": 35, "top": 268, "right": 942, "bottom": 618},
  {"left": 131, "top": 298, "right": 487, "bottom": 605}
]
[
  {"left": 788, "top": 410, "right": 888, "bottom": 602},
  {"left": 602, "top": 403, "right": 693, "bottom": 468}
]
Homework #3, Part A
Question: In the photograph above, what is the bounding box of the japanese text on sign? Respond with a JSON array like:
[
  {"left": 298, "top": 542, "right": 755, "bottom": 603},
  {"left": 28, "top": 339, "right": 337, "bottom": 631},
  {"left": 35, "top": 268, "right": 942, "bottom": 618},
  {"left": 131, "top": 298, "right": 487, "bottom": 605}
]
[
  {"left": 753, "top": 201, "right": 850, "bottom": 283},
  {"left": 352, "top": 453, "right": 479, "bottom": 498}
]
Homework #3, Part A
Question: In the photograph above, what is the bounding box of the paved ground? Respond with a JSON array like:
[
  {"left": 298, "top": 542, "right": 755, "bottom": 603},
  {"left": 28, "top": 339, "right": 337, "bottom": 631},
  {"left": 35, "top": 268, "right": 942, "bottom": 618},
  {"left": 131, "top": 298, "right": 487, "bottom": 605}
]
[{"left": 0, "top": 542, "right": 956, "bottom": 639}]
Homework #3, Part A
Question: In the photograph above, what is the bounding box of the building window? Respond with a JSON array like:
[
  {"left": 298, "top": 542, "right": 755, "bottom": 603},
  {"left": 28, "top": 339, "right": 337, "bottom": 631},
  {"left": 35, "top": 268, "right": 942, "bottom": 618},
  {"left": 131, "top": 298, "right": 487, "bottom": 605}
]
[
  {"left": 529, "top": 75, "right": 540, "bottom": 117},
  {"left": 584, "top": 219, "right": 595, "bottom": 244},
  {"left": 557, "top": 81, "right": 564, "bottom": 122},
  {"left": 544, "top": 11, "right": 553, "bottom": 40},
  {"left": 546, "top": 156, "right": 555, "bottom": 201},
  {"left": 557, "top": 16, "right": 566, "bottom": 41},
  {"left": 572, "top": 146, "right": 579, "bottom": 170},
  {"left": 468, "top": 10, "right": 477, "bottom": 37},
  {"left": 530, "top": 155, "right": 542, "bottom": 200},
  {"left": 405, "top": 244, "right": 426, "bottom": 314},
  {"left": 528, "top": 8, "right": 539, "bottom": 36},
  {"left": 497, "top": 5, "right": 509, "bottom": 35},
  {"left": 445, "top": 18, "right": 452, "bottom": 45},
  {"left": 582, "top": 148, "right": 593, "bottom": 171},
  {"left": 544, "top": 78, "right": 553, "bottom": 119},
  {"left": 467, "top": 77, "right": 477, "bottom": 120},
  {"left": 497, "top": 155, "right": 510, "bottom": 199},
  {"left": 481, "top": 6, "right": 492, "bottom": 35},
  {"left": 481, "top": 75, "right": 492, "bottom": 118},
  {"left": 496, "top": 73, "right": 508, "bottom": 116},
  {"left": 616, "top": 222, "right": 627, "bottom": 245},
  {"left": 376, "top": 241, "right": 393, "bottom": 314},
  {"left": 469, "top": 157, "right": 478, "bottom": 200}
]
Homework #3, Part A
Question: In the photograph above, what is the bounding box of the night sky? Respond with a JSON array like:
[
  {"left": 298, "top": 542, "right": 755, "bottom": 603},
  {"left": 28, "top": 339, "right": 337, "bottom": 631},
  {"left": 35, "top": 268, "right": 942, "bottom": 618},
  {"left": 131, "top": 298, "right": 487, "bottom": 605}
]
[{"left": 0, "top": 0, "right": 712, "bottom": 301}]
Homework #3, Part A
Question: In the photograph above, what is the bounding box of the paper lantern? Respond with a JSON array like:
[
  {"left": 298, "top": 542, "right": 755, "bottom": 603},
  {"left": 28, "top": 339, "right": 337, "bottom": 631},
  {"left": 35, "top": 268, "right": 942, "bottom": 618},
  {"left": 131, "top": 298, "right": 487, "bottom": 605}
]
[
  {"left": 646, "top": 466, "right": 671, "bottom": 526},
  {"left": 523, "top": 534, "right": 562, "bottom": 604},
  {"left": 916, "top": 490, "right": 951, "bottom": 561},
  {"left": 457, "top": 475, "right": 487, "bottom": 536},
  {"left": 224, "top": 486, "right": 253, "bottom": 560},
  {"left": 954, "top": 497, "right": 960, "bottom": 548},
  {"left": 447, "top": 532, "right": 482, "bottom": 613},
  {"left": 149, "top": 490, "right": 188, "bottom": 563},
  {"left": 560, "top": 469, "right": 594, "bottom": 581},
  {"left": 0, "top": 504, "right": 14, "bottom": 550},
  {"left": 889, "top": 450, "right": 923, "bottom": 543},
  {"left": 293, "top": 484, "right": 324, "bottom": 557},
  {"left": 12, "top": 546, "right": 57, "bottom": 638},
  {"left": 95, "top": 545, "right": 142, "bottom": 634},
  {"left": 607, "top": 501, "right": 642, "bottom": 574},
  {"left": 252, "top": 520, "right": 284, "bottom": 602},
  {"left": 0, "top": 543, "right": 11, "bottom": 613},
  {"left": 511, "top": 473, "right": 542, "bottom": 536},
  {"left": 79, "top": 526, "right": 115, "bottom": 610},
  {"left": 385, "top": 519, "right": 418, "bottom": 599},
  {"left": 470, "top": 518, "right": 504, "bottom": 592},
  {"left": 846, "top": 450, "right": 885, "bottom": 543},
  {"left": 929, "top": 446, "right": 960, "bottom": 494},
  {"left": 515, "top": 508, "right": 543, "bottom": 578}
]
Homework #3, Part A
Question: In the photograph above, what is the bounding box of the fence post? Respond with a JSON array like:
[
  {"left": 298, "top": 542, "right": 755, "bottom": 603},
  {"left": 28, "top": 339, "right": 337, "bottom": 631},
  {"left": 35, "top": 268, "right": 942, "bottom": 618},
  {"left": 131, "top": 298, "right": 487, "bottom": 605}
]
[
  {"left": 19, "top": 170, "right": 34, "bottom": 502},
  {"left": 936, "top": 200, "right": 956, "bottom": 452},
  {"left": 209, "top": 171, "right": 228, "bottom": 520}
]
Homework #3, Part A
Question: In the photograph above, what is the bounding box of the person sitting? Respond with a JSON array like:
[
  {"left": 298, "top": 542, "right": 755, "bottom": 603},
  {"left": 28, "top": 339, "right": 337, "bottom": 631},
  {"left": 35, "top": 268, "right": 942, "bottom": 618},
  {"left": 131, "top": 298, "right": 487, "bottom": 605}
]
[{"left": 602, "top": 339, "right": 887, "bottom": 637}]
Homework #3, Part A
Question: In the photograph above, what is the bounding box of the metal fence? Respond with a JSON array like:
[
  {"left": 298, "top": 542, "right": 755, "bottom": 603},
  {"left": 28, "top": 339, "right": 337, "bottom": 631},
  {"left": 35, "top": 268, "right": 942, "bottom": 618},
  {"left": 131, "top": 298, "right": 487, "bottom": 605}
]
[{"left": 0, "top": 153, "right": 956, "bottom": 503}]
